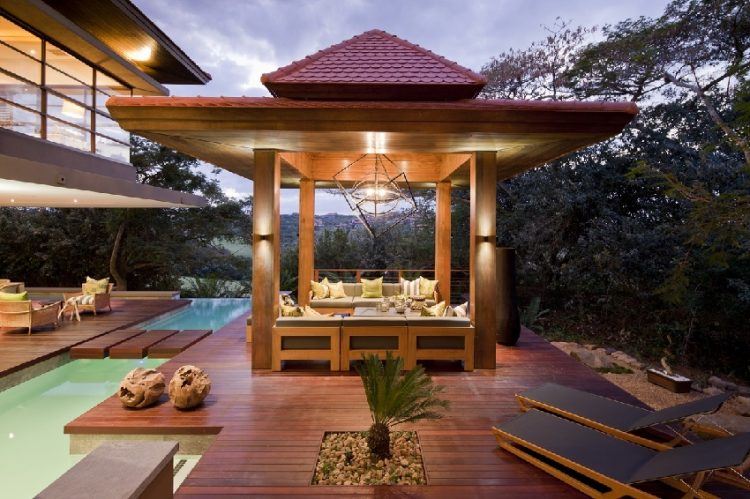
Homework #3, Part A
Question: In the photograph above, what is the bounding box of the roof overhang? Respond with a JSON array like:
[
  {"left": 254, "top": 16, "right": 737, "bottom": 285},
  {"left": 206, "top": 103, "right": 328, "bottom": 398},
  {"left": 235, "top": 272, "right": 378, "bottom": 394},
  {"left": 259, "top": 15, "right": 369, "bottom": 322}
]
[
  {"left": 106, "top": 96, "right": 638, "bottom": 186},
  {"left": 0, "top": 128, "right": 207, "bottom": 208}
]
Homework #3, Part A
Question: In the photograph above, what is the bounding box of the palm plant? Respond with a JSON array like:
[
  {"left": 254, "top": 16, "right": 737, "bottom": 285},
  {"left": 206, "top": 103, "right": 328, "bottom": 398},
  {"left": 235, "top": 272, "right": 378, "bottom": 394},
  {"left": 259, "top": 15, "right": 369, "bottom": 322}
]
[{"left": 356, "top": 352, "right": 449, "bottom": 460}]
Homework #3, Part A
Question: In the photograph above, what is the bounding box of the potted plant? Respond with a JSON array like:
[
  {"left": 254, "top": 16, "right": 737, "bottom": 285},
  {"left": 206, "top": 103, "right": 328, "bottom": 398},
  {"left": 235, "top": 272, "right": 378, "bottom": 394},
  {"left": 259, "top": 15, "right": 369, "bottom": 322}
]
[{"left": 356, "top": 352, "right": 449, "bottom": 459}]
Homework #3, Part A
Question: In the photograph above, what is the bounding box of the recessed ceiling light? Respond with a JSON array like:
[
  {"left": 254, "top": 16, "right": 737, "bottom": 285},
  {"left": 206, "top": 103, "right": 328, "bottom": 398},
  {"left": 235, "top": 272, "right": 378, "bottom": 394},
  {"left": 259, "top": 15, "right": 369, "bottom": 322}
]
[
  {"left": 73, "top": 199, "right": 78, "bottom": 204},
  {"left": 126, "top": 46, "right": 153, "bottom": 62},
  {"left": 10, "top": 198, "right": 15, "bottom": 203},
  {"left": 8, "top": 432, "right": 14, "bottom": 439}
]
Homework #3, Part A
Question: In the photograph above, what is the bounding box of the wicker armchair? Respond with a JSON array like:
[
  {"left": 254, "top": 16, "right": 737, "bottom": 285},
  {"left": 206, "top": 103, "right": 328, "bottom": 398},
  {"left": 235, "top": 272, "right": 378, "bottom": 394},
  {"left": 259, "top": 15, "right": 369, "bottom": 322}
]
[
  {"left": 0, "top": 279, "right": 24, "bottom": 293},
  {"left": 0, "top": 300, "right": 60, "bottom": 334},
  {"left": 63, "top": 283, "right": 114, "bottom": 315}
]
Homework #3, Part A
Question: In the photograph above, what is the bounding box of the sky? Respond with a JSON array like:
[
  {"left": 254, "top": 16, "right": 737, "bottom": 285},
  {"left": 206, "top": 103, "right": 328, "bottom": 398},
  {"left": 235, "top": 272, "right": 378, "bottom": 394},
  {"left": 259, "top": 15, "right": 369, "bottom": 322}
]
[{"left": 135, "top": 0, "right": 671, "bottom": 214}]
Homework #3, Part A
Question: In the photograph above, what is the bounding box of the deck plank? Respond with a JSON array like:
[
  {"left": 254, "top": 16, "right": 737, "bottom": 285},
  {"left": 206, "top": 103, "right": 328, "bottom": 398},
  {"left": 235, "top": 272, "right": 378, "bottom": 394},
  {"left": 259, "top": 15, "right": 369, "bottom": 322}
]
[
  {"left": 0, "top": 299, "right": 189, "bottom": 378},
  {"left": 70, "top": 329, "right": 146, "bottom": 359},
  {"left": 148, "top": 330, "right": 212, "bottom": 358},
  {"left": 109, "top": 330, "right": 180, "bottom": 359}
]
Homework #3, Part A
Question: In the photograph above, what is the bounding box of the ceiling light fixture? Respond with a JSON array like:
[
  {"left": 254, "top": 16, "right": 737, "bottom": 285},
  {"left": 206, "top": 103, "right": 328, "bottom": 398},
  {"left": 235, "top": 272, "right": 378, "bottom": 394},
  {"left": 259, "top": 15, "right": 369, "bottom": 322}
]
[
  {"left": 125, "top": 45, "right": 153, "bottom": 62},
  {"left": 334, "top": 153, "right": 417, "bottom": 238}
]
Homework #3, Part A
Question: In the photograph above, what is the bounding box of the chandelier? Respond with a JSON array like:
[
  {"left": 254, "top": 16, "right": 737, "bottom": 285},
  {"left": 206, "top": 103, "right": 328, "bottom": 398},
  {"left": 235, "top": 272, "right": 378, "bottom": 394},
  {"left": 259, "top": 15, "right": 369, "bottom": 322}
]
[{"left": 334, "top": 153, "right": 417, "bottom": 238}]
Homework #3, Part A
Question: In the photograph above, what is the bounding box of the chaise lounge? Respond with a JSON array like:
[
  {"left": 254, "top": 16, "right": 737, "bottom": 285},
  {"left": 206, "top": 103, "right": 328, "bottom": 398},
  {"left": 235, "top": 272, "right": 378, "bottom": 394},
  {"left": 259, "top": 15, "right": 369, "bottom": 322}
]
[{"left": 493, "top": 409, "right": 750, "bottom": 498}]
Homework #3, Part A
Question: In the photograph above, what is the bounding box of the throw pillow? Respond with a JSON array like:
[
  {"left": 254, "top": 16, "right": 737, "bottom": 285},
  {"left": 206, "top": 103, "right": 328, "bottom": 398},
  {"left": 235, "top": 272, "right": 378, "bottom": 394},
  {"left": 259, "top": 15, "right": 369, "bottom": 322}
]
[
  {"left": 280, "top": 304, "right": 304, "bottom": 317},
  {"left": 454, "top": 301, "right": 468, "bottom": 318},
  {"left": 418, "top": 277, "right": 438, "bottom": 298},
  {"left": 443, "top": 306, "right": 456, "bottom": 317},
  {"left": 421, "top": 300, "right": 446, "bottom": 317},
  {"left": 84, "top": 276, "right": 109, "bottom": 295},
  {"left": 0, "top": 291, "right": 28, "bottom": 301},
  {"left": 361, "top": 277, "right": 383, "bottom": 298},
  {"left": 401, "top": 277, "right": 420, "bottom": 297},
  {"left": 323, "top": 278, "right": 347, "bottom": 299},
  {"left": 310, "top": 280, "right": 329, "bottom": 300}
]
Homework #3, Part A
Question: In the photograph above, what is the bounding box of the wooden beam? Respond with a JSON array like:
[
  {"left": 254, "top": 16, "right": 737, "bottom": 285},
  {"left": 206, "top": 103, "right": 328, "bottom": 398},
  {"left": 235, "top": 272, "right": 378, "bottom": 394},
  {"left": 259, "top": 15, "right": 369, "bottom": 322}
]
[
  {"left": 440, "top": 153, "right": 471, "bottom": 180},
  {"left": 470, "top": 152, "right": 497, "bottom": 369},
  {"left": 435, "top": 180, "right": 451, "bottom": 305},
  {"left": 251, "top": 149, "right": 281, "bottom": 369},
  {"left": 279, "top": 151, "right": 312, "bottom": 178},
  {"left": 297, "top": 178, "right": 315, "bottom": 306}
]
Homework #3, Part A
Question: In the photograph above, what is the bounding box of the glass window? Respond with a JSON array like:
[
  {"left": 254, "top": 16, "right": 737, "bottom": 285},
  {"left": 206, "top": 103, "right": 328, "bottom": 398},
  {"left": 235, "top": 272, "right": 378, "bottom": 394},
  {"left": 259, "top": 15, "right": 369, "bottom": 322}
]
[
  {"left": 96, "top": 112, "right": 129, "bottom": 143},
  {"left": 0, "top": 100, "right": 41, "bottom": 137},
  {"left": 45, "top": 43, "right": 92, "bottom": 85},
  {"left": 0, "top": 17, "right": 41, "bottom": 60},
  {"left": 46, "top": 64, "right": 93, "bottom": 107},
  {"left": 0, "top": 43, "right": 41, "bottom": 83},
  {"left": 96, "top": 134, "right": 130, "bottom": 163},
  {"left": 47, "top": 117, "right": 91, "bottom": 152},
  {"left": 47, "top": 93, "right": 91, "bottom": 129},
  {"left": 0, "top": 72, "right": 42, "bottom": 111}
]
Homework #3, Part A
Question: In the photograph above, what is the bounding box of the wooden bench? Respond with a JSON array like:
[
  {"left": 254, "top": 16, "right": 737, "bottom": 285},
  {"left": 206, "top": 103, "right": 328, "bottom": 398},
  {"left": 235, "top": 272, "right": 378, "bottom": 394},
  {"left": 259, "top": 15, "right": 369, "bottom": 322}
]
[
  {"left": 340, "top": 316, "right": 408, "bottom": 370},
  {"left": 405, "top": 317, "right": 475, "bottom": 371},
  {"left": 272, "top": 317, "right": 341, "bottom": 371},
  {"left": 37, "top": 441, "right": 177, "bottom": 499}
]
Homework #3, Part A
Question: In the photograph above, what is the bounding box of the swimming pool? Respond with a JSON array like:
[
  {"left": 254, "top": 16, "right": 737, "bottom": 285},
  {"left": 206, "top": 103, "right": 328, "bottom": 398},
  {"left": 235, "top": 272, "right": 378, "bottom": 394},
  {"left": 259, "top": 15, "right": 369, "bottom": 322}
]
[
  {"left": 0, "top": 297, "right": 251, "bottom": 498},
  {"left": 143, "top": 297, "right": 251, "bottom": 331}
]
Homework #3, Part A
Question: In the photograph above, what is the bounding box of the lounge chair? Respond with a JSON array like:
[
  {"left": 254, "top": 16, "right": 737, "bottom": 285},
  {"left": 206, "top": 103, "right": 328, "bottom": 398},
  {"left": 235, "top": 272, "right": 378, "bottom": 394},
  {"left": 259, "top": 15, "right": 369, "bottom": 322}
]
[
  {"left": 0, "top": 300, "right": 60, "bottom": 334},
  {"left": 493, "top": 409, "right": 750, "bottom": 498},
  {"left": 516, "top": 383, "right": 733, "bottom": 449},
  {"left": 0, "top": 279, "right": 24, "bottom": 293},
  {"left": 63, "top": 283, "right": 114, "bottom": 315}
]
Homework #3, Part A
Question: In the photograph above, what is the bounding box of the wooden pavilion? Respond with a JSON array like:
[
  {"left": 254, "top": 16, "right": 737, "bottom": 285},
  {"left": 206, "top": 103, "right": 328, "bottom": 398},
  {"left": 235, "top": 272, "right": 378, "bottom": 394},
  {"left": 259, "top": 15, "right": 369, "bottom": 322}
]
[{"left": 106, "top": 29, "right": 637, "bottom": 370}]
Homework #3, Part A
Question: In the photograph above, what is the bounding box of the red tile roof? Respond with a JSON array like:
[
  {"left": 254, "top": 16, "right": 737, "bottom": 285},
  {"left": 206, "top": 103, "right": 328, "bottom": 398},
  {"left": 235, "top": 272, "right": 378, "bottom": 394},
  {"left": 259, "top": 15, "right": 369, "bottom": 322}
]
[{"left": 261, "top": 29, "right": 487, "bottom": 101}]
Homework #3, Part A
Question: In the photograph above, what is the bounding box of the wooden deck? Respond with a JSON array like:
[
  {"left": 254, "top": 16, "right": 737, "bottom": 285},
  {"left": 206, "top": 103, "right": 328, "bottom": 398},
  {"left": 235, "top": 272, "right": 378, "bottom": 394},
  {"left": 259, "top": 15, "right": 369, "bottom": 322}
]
[
  {"left": 109, "top": 329, "right": 179, "bottom": 359},
  {"left": 66, "top": 315, "right": 737, "bottom": 498},
  {"left": 148, "top": 330, "right": 212, "bottom": 358},
  {"left": 0, "top": 300, "right": 188, "bottom": 379}
]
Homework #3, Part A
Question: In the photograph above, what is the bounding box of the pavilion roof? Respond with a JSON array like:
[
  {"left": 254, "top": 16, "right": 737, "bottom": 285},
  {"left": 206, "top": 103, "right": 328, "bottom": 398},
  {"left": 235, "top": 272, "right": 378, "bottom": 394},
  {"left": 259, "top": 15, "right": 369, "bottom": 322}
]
[{"left": 261, "top": 29, "right": 487, "bottom": 100}]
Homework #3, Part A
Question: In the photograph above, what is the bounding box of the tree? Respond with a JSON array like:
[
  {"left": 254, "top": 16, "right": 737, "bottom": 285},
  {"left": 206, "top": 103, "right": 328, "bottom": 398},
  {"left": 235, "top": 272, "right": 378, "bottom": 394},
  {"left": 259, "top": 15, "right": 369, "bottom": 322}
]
[{"left": 356, "top": 353, "right": 448, "bottom": 460}]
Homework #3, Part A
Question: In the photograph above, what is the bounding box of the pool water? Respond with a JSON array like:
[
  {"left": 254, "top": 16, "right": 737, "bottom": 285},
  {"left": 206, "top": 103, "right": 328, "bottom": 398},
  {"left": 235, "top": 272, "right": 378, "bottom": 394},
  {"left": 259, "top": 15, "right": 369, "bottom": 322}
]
[
  {"left": 0, "top": 298, "right": 251, "bottom": 498},
  {"left": 143, "top": 297, "right": 251, "bottom": 331},
  {"left": 0, "top": 358, "right": 164, "bottom": 498}
]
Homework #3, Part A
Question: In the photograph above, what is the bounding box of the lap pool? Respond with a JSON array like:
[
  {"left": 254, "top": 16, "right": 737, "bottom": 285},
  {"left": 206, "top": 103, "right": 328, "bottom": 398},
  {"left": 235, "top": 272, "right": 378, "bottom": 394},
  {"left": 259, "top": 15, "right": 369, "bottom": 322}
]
[{"left": 0, "top": 298, "right": 251, "bottom": 498}]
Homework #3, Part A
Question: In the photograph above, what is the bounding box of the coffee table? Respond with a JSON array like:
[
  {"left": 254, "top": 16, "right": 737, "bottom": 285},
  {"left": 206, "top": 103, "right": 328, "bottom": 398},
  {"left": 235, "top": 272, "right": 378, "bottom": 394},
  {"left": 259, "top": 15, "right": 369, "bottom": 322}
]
[{"left": 353, "top": 306, "right": 419, "bottom": 317}]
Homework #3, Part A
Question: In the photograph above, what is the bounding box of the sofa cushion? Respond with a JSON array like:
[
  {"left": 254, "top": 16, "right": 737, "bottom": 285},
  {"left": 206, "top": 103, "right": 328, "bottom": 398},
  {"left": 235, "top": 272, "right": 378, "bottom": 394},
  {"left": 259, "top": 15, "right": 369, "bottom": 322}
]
[
  {"left": 382, "top": 283, "right": 401, "bottom": 297},
  {"left": 406, "top": 317, "right": 472, "bottom": 327},
  {"left": 351, "top": 297, "right": 384, "bottom": 308},
  {"left": 419, "top": 276, "right": 438, "bottom": 298},
  {"left": 310, "top": 280, "right": 329, "bottom": 299},
  {"left": 324, "top": 279, "right": 347, "bottom": 299},
  {"left": 342, "top": 282, "right": 361, "bottom": 296},
  {"left": 421, "top": 301, "right": 446, "bottom": 317},
  {"left": 84, "top": 276, "right": 109, "bottom": 295},
  {"left": 310, "top": 297, "right": 353, "bottom": 308},
  {"left": 275, "top": 317, "right": 343, "bottom": 327},
  {"left": 343, "top": 316, "right": 407, "bottom": 326},
  {"left": 400, "top": 277, "right": 420, "bottom": 297}
]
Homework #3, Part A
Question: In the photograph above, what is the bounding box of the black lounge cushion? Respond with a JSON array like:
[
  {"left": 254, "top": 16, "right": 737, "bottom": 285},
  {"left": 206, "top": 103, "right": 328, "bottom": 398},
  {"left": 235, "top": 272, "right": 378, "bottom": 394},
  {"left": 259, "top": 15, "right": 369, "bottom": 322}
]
[
  {"left": 497, "top": 409, "right": 750, "bottom": 484},
  {"left": 520, "top": 383, "right": 731, "bottom": 432}
]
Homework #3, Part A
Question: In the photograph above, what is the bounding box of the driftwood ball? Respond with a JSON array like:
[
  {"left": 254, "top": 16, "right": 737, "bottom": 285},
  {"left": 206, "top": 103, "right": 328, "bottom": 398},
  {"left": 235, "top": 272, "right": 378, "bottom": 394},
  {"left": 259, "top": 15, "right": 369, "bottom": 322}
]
[
  {"left": 118, "top": 368, "right": 165, "bottom": 409},
  {"left": 168, "top": 365, "right": 211, "bottom": 410}
]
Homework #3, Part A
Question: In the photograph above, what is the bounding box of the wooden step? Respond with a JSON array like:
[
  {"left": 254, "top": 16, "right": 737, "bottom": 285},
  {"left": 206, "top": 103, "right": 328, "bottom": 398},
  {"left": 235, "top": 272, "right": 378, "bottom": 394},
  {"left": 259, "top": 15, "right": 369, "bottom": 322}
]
[
  {"left": 147, "top": 329, "right": 212, "bottom": 358},
  {"left": 109, "top": 330, "right": 179, "bottom": 359},
  {"left": 70, "top": 329, "right": 146, "bottom": 359}
]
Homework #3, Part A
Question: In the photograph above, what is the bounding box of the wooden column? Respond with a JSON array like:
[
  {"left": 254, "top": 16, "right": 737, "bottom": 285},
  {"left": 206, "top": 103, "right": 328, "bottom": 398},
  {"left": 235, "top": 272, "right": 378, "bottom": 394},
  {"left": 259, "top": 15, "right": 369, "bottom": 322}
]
[
  {"left": 435, "top": 180, "right": 451, "bottom": 305},
  {"left": 469, "top": 152, "right": 497, "bottom": 369},
  {"left": 297, "top": 178, "right": 315, "bottom": 306},
  {"left": 251, "top": 149, "right": 281, "bottom": 370}
]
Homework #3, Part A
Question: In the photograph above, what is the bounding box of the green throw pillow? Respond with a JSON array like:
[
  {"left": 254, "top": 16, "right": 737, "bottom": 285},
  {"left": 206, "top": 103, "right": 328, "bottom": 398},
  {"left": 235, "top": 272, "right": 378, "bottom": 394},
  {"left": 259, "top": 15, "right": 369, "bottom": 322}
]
[
  {"left": 0, "top": 291, "right": 28, "bottom": 301},
  {"left": 419, "top": 277, "right": 438, "bottom": 298},
  {"left": 84, "top": 276, "right": 109, "bottom": 295},
  {"left": 361, "top": 277, "right": 383, "bottom": 298},
  {"left": 421, "top": 301, "right": 446, "bottom": 317}
]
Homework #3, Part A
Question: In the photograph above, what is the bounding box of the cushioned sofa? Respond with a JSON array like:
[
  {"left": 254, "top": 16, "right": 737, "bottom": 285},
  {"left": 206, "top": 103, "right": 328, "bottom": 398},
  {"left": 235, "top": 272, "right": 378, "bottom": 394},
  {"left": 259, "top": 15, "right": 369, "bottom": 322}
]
[{"left": 309, "top": 282, "right": 437, "bottom": 312}]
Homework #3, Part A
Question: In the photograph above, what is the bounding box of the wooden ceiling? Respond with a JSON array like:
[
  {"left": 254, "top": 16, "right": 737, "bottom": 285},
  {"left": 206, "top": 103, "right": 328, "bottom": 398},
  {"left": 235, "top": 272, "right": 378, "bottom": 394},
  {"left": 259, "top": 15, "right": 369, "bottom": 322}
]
[{"left": 108, "top": 97, "right": 638, "bottom": 187}]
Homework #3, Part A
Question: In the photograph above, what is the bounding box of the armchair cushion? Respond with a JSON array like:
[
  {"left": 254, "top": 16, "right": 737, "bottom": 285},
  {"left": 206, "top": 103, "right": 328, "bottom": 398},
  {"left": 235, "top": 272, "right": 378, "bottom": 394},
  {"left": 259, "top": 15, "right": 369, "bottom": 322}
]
[{"left": 0, "top": 291, "right": 28, "bottom": 301}]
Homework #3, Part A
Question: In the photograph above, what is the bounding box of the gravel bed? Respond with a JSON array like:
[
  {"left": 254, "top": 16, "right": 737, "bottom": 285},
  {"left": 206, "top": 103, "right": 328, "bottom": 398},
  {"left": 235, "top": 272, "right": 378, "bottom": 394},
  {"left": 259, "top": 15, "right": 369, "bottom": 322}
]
[{"left": 312, "top": 431, "right": 426, "bottom": 486}]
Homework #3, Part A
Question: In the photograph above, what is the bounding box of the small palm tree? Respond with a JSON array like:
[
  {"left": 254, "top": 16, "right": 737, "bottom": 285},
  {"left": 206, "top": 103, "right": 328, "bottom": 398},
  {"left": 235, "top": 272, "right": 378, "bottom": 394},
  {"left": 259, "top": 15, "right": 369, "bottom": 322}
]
[{"left": 356, "top": 352, "right": 449, "bottom": 460}]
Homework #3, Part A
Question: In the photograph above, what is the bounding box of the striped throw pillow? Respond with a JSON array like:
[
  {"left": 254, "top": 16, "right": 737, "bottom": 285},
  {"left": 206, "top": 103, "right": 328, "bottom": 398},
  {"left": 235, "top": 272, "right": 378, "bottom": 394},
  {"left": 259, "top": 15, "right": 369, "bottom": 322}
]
[{"left": 401, "top": 277, "right": 420, "bottom": 297}]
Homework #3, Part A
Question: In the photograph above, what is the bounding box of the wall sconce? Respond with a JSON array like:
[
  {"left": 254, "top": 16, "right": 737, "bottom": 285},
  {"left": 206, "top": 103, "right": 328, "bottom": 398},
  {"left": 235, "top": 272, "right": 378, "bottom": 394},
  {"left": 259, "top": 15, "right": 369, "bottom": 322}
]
[
  {"left": 480, "top": 235, "right": 491, "bottom": 242},
  {"left": 258, "top": 234, "right": 271, "bottom": 241}
]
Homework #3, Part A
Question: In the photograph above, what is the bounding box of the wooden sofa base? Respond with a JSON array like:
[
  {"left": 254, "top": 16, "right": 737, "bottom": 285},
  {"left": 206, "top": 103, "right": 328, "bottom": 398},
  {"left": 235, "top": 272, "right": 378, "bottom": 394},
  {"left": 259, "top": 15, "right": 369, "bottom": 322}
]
[
  {"left": 341, "top": 326, "right": 408, "bottom": 370},
  {"left": 272, "top": 326, "right": 340, "bottom": 371},
  {"left": 407, "top": 327, "right": 475, "bottom": 371}
]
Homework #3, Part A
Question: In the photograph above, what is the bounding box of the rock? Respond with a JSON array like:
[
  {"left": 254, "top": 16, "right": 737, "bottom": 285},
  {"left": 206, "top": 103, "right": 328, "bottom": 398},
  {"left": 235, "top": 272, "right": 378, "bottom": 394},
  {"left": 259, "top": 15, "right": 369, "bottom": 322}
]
[
  {"left": 611, "top": 351, "right": 644, "bottom": 370},
  {"left": 708, "top": 376, "right": 728, "bottom": 390},
  {"left": 168, "top": 365, "right": 211, "bottom": 409},
  {"left": 738, "top": 385, "right": 750, "bottom": 396},
  {"left": 703, "top": 386, "right": 724, "bottom": 396},
  {"left": 724, "top": 381, "right": 739, "bottom": 392},
  {"left": 570, "top": 347, "right": 614, "bottom": 369},
  {"left": 583, "top": 344, "right": 597, "bottom": 351},
  {"left": 731, "top": 396, "right": 750, "bottom": 417},
  {"left": 550, "top": 342, "right": 579, "bottom": 355},
  {"left": 118, "top": 368, "right": 165, "bottom": 409}
]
